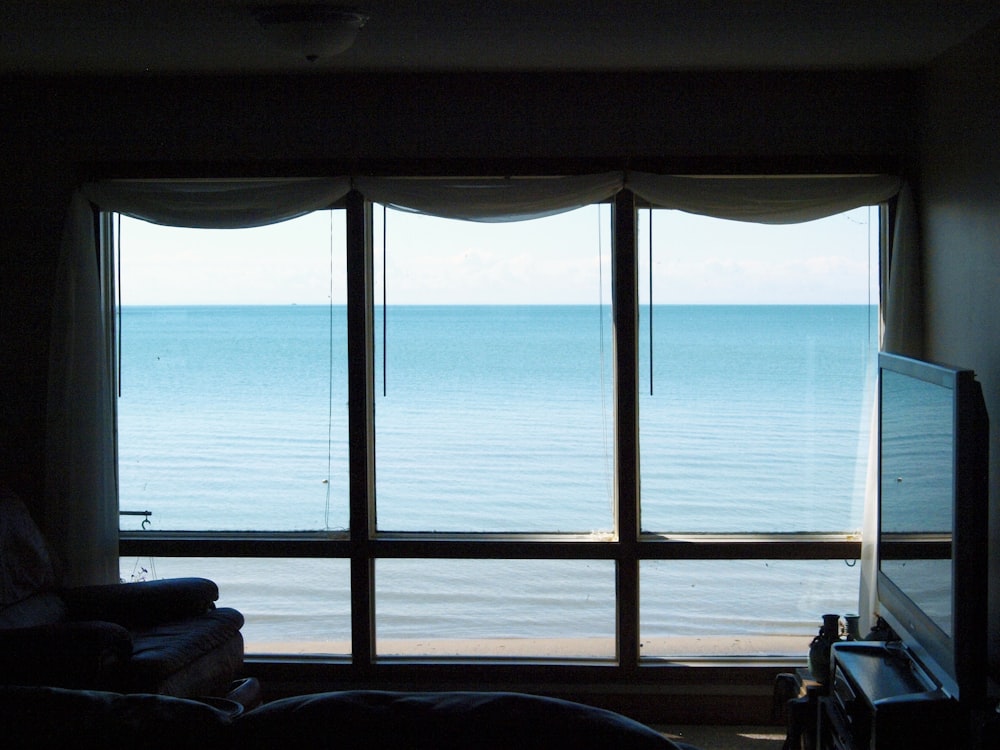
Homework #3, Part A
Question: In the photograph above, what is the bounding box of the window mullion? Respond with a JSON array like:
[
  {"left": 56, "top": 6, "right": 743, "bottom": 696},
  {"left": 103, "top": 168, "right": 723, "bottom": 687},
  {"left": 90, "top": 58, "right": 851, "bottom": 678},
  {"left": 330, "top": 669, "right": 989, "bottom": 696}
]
[
  {"left": 613, "top": 189, "right": 640, "bottom": 670},
  {"left": 346, "top": 190, "right": 376, "bottom": 669}
]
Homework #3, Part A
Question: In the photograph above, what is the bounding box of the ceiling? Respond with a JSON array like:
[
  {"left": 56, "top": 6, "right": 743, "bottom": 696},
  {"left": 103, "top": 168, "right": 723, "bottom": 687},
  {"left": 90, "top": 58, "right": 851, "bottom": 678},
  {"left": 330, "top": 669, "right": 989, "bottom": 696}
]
[{"left": 2, "top": 1, "right": 999, "bottom": 75}]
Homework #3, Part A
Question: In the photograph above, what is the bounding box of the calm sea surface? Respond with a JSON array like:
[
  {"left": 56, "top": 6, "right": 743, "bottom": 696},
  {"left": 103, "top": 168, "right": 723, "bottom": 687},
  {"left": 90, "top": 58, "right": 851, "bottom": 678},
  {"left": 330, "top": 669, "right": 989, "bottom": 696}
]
[{"left": 118, "top": 305, "right": 877, "bottom": 647}]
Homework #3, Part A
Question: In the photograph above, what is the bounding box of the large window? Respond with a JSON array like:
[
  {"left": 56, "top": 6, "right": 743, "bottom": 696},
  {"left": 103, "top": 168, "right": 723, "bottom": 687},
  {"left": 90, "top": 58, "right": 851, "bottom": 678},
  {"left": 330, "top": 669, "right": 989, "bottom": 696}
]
[
  {"left": 638, "top": 208, "right": 877, "bottom": 535},
  {"left": 111, "top": 185, "right": 878, "bottom": 663},
  {"left": 372, "top": 205, "right": 614, "bottom": 533},
  {"left": 635, "top": 208, "right": 876, "bottom": 656},
  {"left": 115, "top": 212, "right": 348, "bottom": 533}
]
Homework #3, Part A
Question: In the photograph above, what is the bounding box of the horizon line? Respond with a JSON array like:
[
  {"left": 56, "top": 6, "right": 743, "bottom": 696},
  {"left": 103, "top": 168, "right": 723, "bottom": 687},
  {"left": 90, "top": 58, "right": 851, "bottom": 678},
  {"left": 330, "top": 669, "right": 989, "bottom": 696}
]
[{"left": 118, "top": 301, "right": 880, "bottom": 307}]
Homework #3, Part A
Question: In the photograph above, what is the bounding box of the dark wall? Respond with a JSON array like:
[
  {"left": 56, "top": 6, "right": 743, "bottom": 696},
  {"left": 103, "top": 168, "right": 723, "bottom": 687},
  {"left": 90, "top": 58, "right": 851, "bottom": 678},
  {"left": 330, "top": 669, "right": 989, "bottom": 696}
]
[
  {"left": 918, "top": 21, "right": 1000, "bottom": 680},
  {"left": 3, "top": 70, "right": 912, "bottom": 173},
  {"left": 0, "top": 69, "right": 913, "bottom": 511},
  {"left": 0, "top": 161, "right": 76, "bottom": 503}
]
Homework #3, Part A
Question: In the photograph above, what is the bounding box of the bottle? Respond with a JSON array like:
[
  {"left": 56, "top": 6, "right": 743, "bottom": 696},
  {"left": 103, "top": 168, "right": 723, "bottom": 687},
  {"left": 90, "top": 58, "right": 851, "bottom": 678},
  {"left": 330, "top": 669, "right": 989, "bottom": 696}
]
[
  {"left": 807, "top": 613, "right": 841, "bottom": 683},
  {"left": 843, "top": 613, "right": 861, "bottom": 641}
]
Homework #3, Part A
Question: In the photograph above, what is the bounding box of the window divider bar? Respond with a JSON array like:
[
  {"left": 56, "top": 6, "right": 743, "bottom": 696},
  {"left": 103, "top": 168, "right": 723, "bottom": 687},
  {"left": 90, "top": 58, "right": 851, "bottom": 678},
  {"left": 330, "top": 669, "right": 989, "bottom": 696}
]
[
  {"left": 118, "top": 534, "right": 862, "bottom": 561},
  {"left": 613, "top": 189, "right": 640, "bottom": 544},
  {"left": 613, "top": 189, "right": 640, "bottom": 673},
  {"left": 347, "top": 190, "right": 376, "bottom": 672}
]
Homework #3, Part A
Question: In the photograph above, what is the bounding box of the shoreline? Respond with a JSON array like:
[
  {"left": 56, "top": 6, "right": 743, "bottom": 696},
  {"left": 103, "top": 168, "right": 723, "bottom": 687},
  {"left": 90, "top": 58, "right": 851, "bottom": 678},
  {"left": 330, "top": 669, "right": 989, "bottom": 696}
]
[{"left": 245, "top": 634, "right": 811, "bottom": 659}]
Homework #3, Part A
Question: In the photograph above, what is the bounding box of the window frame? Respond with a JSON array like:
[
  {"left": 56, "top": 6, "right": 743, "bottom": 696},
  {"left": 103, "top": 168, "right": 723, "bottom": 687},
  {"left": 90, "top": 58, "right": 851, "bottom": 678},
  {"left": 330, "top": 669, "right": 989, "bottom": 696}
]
[{"left": 114, "top": 187, "right": 869, "bottom": 676}]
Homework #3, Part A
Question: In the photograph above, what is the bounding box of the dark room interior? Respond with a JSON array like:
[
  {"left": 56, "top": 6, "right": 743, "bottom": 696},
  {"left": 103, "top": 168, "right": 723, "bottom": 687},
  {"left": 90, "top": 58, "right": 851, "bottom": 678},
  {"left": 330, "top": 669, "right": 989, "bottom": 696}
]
[{"left": 1, "top": 3, "right": 999, "bottom": 748}]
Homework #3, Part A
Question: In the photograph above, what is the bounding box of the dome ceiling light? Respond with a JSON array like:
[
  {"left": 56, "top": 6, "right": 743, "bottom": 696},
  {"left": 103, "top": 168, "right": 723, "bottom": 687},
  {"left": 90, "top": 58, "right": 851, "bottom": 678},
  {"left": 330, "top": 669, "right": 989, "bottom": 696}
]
[{"left": 254, "top": 4, "right": 369, "bottom": 62}]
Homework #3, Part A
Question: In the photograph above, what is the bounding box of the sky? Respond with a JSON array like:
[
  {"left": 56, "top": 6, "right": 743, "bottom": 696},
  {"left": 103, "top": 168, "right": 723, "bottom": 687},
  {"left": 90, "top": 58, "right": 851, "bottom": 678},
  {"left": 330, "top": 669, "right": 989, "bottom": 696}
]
[{"left": 116, "top": 204, "right": 878, "bottom": 306}]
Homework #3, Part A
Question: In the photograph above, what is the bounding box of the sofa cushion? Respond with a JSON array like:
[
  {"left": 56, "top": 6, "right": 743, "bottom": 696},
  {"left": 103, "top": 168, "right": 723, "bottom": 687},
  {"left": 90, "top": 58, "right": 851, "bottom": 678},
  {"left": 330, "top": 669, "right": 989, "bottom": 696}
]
[
  {"left": 151, "top": 630, "right": 245, "bottom": 698},
  {"left": 0, "top": 685, "right": 233, "bottom": 748},
  {"left": 122, "top": 607, "right": 245, "bottom": 693},
  {"left": 0, "top": 488, "right": 58, "bottom": 609},
  {"left": 233, "top": 690, "right": 684, "bottom": 750},
  {"left": 0, "top": 590, "right": 66, "bottom": 628},
  {"left": 0, "top": 620, "right": 133, "bottom": 688},
  {"left": 61, "top": 577, "right": 220, "bottom": 627},
  {"left": 0, "top": 687, "right": 699, "bottom": 750}
]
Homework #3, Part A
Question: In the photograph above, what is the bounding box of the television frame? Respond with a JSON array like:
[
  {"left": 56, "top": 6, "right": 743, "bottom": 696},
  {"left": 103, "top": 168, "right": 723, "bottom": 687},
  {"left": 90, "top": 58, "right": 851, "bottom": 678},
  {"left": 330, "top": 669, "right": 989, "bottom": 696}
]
[{"left": 876, "top": 352, "right": 989, "bottom": 706}]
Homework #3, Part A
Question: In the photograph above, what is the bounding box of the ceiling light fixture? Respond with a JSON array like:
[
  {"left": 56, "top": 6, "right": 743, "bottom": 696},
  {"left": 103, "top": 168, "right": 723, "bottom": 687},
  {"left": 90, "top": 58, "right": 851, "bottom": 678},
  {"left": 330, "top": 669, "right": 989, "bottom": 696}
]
[{"left": 254, "top": 4, "right": 369, "bottom": 62}]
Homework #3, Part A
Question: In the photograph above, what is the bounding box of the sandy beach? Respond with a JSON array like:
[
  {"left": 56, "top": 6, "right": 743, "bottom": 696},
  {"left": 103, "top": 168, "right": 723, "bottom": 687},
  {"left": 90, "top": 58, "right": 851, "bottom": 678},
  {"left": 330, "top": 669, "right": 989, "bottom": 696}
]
[{"left": 245, "top": 634, "right": 811, "bottom": 659}]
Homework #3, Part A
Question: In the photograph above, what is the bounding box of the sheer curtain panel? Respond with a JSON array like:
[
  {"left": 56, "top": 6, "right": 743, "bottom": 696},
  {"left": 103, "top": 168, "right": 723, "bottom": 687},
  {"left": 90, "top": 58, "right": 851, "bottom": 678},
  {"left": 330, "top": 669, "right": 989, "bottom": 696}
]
[{"left": 47, "top": 179, "right": 353, "bottom": 583}]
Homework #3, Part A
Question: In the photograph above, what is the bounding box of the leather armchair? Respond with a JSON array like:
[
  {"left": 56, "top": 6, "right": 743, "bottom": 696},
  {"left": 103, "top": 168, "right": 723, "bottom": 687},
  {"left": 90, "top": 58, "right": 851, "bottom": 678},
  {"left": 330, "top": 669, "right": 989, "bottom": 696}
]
[{"left": 0, "top": 489, "right": 245, "bottom": 697}]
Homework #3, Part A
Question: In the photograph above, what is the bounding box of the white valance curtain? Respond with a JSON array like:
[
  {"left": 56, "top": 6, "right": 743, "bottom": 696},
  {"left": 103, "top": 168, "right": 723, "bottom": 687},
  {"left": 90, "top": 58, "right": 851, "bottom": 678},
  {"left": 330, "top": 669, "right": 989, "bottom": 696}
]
[
  {"left": 82, "top": 178, "right": 353, "bottom": 229},
  {"left": 49, "top": 172, "right": 913, "bottom": 587},
  {"left": 353, "top": 173, "right": 623, "bottom": 222},
  {"left": 627, "top": 173, "right": 902, "bottom": 224},
  {"left": 352, "top": 172, "right": 902, "bottom": 223},
  {"left": 80, "top": 172, "right": 903, "bottom": 225}
]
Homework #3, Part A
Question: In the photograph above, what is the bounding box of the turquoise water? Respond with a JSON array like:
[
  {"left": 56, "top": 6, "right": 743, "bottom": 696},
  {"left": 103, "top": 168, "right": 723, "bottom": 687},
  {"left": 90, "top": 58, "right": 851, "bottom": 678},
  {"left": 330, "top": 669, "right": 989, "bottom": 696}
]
[{"left": 117, "top": 304, "right": 876, "bottom": 644}]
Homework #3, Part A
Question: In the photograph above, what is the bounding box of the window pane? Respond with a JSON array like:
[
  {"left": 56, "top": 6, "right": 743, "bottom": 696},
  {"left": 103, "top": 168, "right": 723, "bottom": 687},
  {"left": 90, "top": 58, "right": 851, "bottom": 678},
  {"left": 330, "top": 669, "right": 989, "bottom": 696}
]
[
  {"left": 640, "top": 559, "right": 860, "bottom": 658},
  {"left": 638, "top": 209, "right": 878, "bottom": 533},
  {"left": 120, "top": 556, "right": 351, "bottom": 655},
  {"left": 376, "top": 559, "right": 615, "bottom": 658},
  {"left": 373, "top": 206, "right": 614, "bottom": 532},
  {"left": 115, "top": 213, "right": 349, "bottom": 531}
]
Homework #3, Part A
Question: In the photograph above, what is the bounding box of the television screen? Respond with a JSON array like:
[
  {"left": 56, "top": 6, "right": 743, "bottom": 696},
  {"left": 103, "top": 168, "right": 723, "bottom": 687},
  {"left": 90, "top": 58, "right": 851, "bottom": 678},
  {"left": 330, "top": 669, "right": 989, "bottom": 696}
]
[
  {"left": 877, "top": 352, "right": 988, "bottom": 705},
  {"left": 879, "top": 368, "right": 954, "bottom": 635}
]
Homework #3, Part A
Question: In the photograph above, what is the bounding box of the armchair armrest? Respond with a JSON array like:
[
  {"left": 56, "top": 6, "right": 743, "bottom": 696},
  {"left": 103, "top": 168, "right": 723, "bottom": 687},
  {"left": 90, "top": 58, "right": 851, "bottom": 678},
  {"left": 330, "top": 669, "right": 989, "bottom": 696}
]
[
  {"left": 0, "top": 621, "right": 132, "bottom": 688},
  {"left": 61, "top": 577, "right": 219, "bottom": 628}
]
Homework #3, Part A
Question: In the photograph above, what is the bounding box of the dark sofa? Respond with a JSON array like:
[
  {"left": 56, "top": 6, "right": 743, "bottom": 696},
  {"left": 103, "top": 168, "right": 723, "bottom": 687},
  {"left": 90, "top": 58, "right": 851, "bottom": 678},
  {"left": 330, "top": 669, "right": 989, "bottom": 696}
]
[
  {"left": 0, "top": 488, "right": 245, "bottom": 696},
  {"left": 0, "top": 686, "right": 700, "bottom": 750}
]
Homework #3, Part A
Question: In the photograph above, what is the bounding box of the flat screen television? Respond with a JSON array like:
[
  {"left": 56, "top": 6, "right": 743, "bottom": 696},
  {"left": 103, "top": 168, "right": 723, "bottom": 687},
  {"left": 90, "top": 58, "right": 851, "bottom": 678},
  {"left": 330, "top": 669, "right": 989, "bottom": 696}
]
[{"left": 877, "top": 352, "right": 989, "bottom": 706}]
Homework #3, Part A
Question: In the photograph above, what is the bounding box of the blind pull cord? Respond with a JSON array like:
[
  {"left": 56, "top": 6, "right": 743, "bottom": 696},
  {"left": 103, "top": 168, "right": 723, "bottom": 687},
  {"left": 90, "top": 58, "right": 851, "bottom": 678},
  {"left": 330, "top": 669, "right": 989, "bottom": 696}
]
[
  {"left": 382, "top": 204, "right": 388, "bottom": 398},
  {"left": 598, "top": 206, "right": 613, "bottom": 512},
  {"left": 116, "top": 213, "right": 123, "bottom": 398},
  {"left": 649, "top": 207, "right": 654, "bottom": 396},
  {"left": 325, "top": 209, "right": 335, "bottom": 529}
]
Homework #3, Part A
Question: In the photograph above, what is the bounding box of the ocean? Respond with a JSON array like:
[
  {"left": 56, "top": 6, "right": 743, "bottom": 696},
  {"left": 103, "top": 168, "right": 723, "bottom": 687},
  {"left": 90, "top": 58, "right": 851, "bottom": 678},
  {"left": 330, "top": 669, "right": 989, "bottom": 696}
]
[{"left": 117, "top": 304, "right": 876, "bottom": 653}]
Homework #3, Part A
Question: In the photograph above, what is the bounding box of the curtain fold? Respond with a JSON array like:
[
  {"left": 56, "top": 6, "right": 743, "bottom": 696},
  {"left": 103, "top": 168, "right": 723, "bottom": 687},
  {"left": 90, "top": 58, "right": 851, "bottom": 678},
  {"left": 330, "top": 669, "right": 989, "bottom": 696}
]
[
  {"left": 880, "top": 184, "right": 924, "bottom": 356},
  {"left": 626, "top": 172, "right": 903, "bottom": 224},
  {"left": 858, "top": 182, "right": 924, "bottom": 631},
  {"left": 83, "top": 178, "right": 352, "bottom": 228},
  {"left": 353, "top": 173, "right": 624, "bottom": 222},
  {"left": 45, "top": 194, "right": 118, "bottom": 585},
  {"left": 355, "top": 172, "right": 903, "bottom": 225}
]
